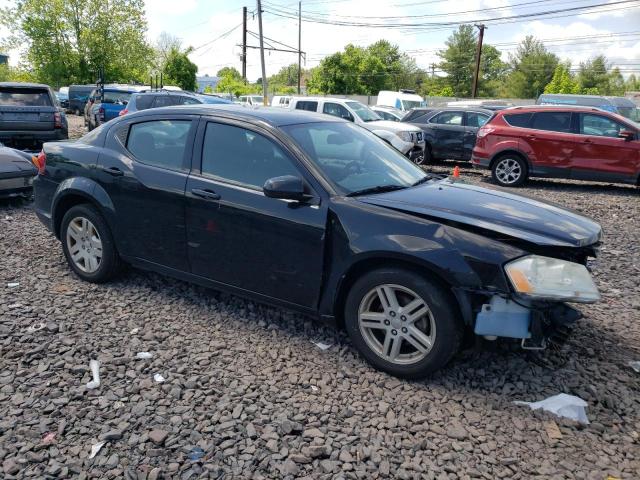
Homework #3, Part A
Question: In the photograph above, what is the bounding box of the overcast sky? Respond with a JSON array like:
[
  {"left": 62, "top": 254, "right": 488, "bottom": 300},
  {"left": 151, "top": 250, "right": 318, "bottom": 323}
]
[{"left": 144, "top": 0, "right": 639, "bottom": 80}]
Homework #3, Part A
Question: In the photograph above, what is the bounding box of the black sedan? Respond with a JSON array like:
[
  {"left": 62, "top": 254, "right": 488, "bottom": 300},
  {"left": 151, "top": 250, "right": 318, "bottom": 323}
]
[
  {"left": 33, "top": 105, "right": 601, "bottom": 379},
  {"left": 404, "top": 107, "right": 493, "bottom": 163}
]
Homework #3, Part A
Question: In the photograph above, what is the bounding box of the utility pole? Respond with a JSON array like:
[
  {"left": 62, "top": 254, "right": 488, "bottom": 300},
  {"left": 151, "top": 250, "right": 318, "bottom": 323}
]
[
  {"left": 471, "top": 24, "right": 485, "bottom": 99},
  {"left": 297, "top": 1, "right": 302, "bottom": 94},
  {"left": 242, "top": 6, "right": 247, "bottom": 82},
  {"left": 430, "top": 63, "right": 436, "bottom": 77},
  {"left": 257, "top": 0, "right": 268, "bottom": 105}
]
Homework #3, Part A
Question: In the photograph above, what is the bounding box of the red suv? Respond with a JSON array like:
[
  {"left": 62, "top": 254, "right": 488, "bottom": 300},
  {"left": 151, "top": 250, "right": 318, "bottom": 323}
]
[{"left": 472, "top": 106, "right": 639, "bottom": 187}]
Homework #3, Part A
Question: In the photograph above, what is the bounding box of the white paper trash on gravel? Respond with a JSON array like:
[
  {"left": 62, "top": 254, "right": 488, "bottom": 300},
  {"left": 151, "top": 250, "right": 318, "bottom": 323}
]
[
  {"left": 85, "top": 360, "right": 101, "bottom": 390},
  {"left": 515, "top": 393, "right": 589, "bottom": 424},
  {"left": 135, "top": 352, "right": 153, "bottom": 359},
  {"left": 629, "top": 361, "right": 640, "bottom": 373},
  {"left": 88, "top": 441, "right": 106, "bottom": 459},
  {"left": 153, "top": 373, "right": 165, "bottom": 383},
  {"left": 312, "top": 340, "right": 332, "bottom": 350}
]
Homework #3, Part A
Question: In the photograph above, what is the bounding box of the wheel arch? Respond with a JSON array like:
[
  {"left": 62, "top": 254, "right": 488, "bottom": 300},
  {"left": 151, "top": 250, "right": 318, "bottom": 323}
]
[
  {"left": 52, "top": 178, "right": 116, "bottom": 239},
  {"left": 489, "top": 149, "right": 530, "bottom": 170},
  {"left": 332, "top": 254, "right": 465, "bottom": 329}
]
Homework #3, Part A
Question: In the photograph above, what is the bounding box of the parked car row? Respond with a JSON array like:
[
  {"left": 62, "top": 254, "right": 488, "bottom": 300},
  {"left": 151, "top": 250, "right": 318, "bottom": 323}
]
[{"left": 32, "top": 104, "right": 603, "bottom": 379}]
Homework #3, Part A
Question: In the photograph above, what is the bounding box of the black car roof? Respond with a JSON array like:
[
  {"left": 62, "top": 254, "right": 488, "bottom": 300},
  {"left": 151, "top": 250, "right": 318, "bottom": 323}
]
[
  {"left": 127, "top": 104, "right": 345, "bottom": 127},
  {"left": 0, "top": 82, "right": 52, "bottom": 89},
  {"left": 427, "top": 107, "right": 494, "bottom": 114}
]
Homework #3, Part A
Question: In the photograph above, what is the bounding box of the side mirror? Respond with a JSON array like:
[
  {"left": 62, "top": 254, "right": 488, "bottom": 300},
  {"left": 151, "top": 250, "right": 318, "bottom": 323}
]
[
  {"left": 263, "top": 175, "right": 310, "bottom": 201},
  {"left": 619, "top": 130, "right": 636, "bottom": 141}
]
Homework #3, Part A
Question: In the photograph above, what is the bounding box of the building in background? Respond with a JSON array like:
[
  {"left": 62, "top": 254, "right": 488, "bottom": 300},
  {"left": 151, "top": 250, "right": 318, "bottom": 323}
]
[
  {"left": 0, "top": 54, "right": 8, "bottom": 65},
  {"left": 196, "top": 75, "right": 220, "bottom": 93}
]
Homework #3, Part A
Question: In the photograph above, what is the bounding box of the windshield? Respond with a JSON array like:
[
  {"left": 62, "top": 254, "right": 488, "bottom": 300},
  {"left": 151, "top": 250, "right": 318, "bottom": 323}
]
[
  {"left": 251, "top": 95, "right": 264, "bottom": 104},
  {"left": 402, "top": 100, "right": 424, "bottom": 110},
  {"left": 616, "top": 106, "right": 639, "bottom": 121},
  {"left": 346, "top": 101, "right": 380, "bottom": 122},
  {"left": 281, "top": 122, "right": 426, "bottom": 195}
]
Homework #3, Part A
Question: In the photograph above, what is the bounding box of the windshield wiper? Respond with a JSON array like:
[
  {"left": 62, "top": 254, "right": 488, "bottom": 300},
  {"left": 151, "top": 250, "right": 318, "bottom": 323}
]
[
  {"left": 411, "top": 174, "right": 438, "bottom": 186},
  {"left": 346, "top": 184, "right": 407, "bottom": 197}
]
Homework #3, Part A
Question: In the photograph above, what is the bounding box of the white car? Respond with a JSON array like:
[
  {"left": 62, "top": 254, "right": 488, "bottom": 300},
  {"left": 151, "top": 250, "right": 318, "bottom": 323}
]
[
  {"left": 289, "top": 97, "right": 425, "bottom": 163},
  {"left": 271, "top": 95, "right": 293, "bottom": 108}
]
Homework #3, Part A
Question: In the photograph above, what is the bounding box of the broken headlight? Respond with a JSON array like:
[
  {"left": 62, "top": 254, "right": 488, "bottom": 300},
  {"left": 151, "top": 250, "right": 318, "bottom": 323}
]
[{"left": 505, "top": 255, "right": 600, "bottom": 303}]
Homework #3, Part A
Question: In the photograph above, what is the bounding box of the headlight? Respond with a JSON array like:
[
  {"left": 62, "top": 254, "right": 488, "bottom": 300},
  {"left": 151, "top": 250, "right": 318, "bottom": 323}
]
[
  {"left": 396, "top": 131, "right": 413, "bottom": 142},
  {"left": 505, "top": 255, "right": 600, "bottom": 303}
]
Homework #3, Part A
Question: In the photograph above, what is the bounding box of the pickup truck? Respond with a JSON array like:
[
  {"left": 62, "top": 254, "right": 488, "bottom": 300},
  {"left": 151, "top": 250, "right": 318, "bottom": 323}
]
[{"left": 0, "top": 82, "right": 69, "bottom": 149}]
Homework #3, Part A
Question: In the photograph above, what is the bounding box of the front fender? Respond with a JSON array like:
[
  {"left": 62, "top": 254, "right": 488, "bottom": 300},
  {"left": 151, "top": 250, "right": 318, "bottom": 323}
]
[
  {"left": 370, "top": 129, "right": 413, "bottom": 154},
  {"left": 52, "top": 177, "right": 116, "bottom": 238}
]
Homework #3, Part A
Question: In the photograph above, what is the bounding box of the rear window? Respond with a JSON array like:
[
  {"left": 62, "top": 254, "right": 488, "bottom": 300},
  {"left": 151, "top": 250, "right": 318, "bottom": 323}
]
[
  {"left": 0, "top": 87, "right": 52, "bottom": 106},
  {"left": 103, "top": 91, "right": 131, "bottom": 104},
  {"left": 133, "top": 95, "right": 155, "bottom": 110},
  {"left": 531, "top": 112, "right": 572, "bottom": 133},
  {"left": 503, "top": 113, "right": 532, "bottom": 128},
  {"left": 295, "top": 101, "right": 318, "bottom": 112}
]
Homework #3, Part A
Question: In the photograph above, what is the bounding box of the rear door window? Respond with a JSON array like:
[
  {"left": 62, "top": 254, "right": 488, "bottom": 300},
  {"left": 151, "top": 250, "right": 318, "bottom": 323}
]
[
  {"left": 0, "top": 87, "right": 53, "bottom": 106},
  {"left": 503, "top": 113, "right": 532, "bottom": 128},
  {"left": 126, "top": 120, "right": 192, "bottom": 171},
  {"left": 133, "top": 95, "right": 155, "bottom": 110},
  {"left": 580, "top": 114, "right": 625, "bottom": 138},
  {"left": 465, "top": 112, "right": 490, "bottom": 128},
  {"left": 431, "top": 111, "right": 463, "bottom": 125},
  {"left": 152, "top": 96, "right": 181, "bottom": 108},
  {"left": 180, "top": 96, "right": 202, "bottom": 105},
  {"left": 295, "top": 101, "right": 318, "bottom": 112},
  {"left": 103, "top": 91, "right": 131, "bottom": 105},
  {"left": 531, "top": 112, "right": 572, "bottom": 133}
]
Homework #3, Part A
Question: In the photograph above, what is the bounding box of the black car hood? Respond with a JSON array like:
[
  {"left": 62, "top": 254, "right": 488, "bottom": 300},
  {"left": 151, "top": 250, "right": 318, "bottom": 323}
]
[{"left": 358, "top": 179, "right": 602, "bottom": 247}]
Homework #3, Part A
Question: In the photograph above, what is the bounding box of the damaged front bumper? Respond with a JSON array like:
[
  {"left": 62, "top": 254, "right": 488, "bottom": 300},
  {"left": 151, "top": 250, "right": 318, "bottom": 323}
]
[{"left": 473, "top": 295, "right": 582, "bottom": 350}]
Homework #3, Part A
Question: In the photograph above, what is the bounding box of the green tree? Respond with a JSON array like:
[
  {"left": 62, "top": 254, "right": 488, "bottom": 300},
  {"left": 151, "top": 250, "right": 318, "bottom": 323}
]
[
  {"left": 608, "top": 67, "right": 625, "bottom": 96},
  {"left": 216, "top": 67, "right": 242, "bottom": 81},
  {"left": 505, "top": 36, "right": 558, "bottom": 98},
  {"left": 577, "top": 55, "right": 609, "bottom": 94},
  {"left": 436, "top": 25, "right": 507, "bottom": 97},
  {"left": 2, "top": 0, "right": 152, "bottom": 87},
  {"left": 215, "top": 70, "right": 259, "bottom": 97},
  {"left": 544, "top": 62, "right": 579, "bottom": 94},
  {"left": 625, "top": 74, "right": 640, "bottom": 91},
  {"left": 163, "top": 46, "right": 197, "bottom": 91}
]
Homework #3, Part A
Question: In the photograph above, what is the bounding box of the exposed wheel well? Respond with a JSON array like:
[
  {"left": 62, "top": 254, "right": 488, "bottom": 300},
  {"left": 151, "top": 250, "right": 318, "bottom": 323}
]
[
  {"left": 332, "top": 257, "right": 459, "bottom": 329},
  {"left": 53, "top": 194, "right": 96, "bottom": 239}
]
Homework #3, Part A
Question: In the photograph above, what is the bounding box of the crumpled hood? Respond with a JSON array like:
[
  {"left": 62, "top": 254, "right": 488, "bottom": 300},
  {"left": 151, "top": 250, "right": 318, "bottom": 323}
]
[{"left": 358, "top": 179, "right": 602, "bottom": 247}]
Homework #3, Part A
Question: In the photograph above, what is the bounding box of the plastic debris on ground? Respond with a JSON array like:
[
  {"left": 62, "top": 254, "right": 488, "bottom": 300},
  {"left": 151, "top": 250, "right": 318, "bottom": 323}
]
[
  {"left": 310, "top": 385, "right": 319, "bottom": 392},
  {"left": 312, "top": 340, "right": 332, "bottom": 350},
  {"left": 26, "top": 322, "right": 46, "bottom": 333},
  {"left": 188, "top": 447, "right": 205, "bottom": 461},
  {"left": 130, "top": 327, "right": 139, "bottom": 334},
  {"left": 7, "top": 282, "right": 19, "bottom": 287},
  {"left": 629, "top": 361, "right": 640, "bottom": 373},
  {"left": 85, "top": 359, "right": 101, "bottom": 390},
  {"left": 153, "top": 373, "right": 165, "bottom": 383},
  {"left": 514, "top": 393, "right": 589, "bottom": 424},
  {"left": 89, "top": 441, "right": 106, "bottom": 459},
  {"left": 135, "top": 352, "right": 152, "bottom": 359}
]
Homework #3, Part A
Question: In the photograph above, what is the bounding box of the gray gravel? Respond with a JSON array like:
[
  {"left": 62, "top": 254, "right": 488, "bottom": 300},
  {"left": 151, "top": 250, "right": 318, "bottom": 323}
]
[{"left": 0, "top": 120, "right": 639, "bottom": 478}]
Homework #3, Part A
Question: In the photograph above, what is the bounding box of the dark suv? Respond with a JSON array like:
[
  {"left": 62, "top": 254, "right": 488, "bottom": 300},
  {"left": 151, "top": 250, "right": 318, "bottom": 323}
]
[
  {"left": 120, "top": 91, "right": 230, "bottom": 116},
  {"left": 472, "top": 106, "right": 640, "bottom": 187},
  {"left": 404, "top": 107, "right": 493, "bottom": 163}
]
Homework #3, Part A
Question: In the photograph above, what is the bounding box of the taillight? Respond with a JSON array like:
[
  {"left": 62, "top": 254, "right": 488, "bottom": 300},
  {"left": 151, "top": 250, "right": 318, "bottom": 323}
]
[
  {"left": 32, "top": 150, "right": 46, "bottom": 174},
  {"left": 98, "top": 106, "right": 105, "bottom": 121},
  {"left": 54, "top": 112, "right": 62, "bottom": 129},
  {"left": 119, "top": 109, "right": 128, "bottom": 116},
  {"left": 477, "top": 126, "right": 495, "bottom": 138}
]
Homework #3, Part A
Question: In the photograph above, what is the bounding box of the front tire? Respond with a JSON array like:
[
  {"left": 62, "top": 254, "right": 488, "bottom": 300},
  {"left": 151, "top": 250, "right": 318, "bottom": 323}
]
[
  {"left": 344, "top": 268, "right": 463, "bottom": 379},
  {"left": 61, "top": 204, "right": 121, "bottom": 283},
  {"left": 491, "top": 154, "right": 528, "bottom": 187}
]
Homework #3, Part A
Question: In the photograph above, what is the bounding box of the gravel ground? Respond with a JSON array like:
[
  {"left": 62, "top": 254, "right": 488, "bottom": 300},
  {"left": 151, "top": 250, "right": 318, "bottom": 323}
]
[{"left": 0, "top": 118, "right": 639, "bottom": 479}]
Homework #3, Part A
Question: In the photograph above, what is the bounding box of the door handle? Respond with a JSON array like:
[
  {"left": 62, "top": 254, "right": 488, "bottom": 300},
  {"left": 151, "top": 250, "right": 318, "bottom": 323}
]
[
  {"left": 526, "top": 135, "right": 536, "bottom": 139},
  {"left": 583, "top": 139, "right": 593, "bottom": 144},
  {"left": 191, "top": 188, "right": 221, "bottom": 201},
  {"left": 101, "top": 166, "right": 124, "bottom": 176}
]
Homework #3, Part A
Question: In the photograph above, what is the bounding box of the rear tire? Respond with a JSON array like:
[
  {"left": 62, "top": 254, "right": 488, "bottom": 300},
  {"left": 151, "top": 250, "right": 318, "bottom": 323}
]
[
  {"left": 491, "top": 153, "right": 528, "bottom": 187},
  {"left": 61, "top": 204, "right": 121, "bottom": 283},
  {"left": 344, "top": 268, "right": 463, "bottom": 379}
]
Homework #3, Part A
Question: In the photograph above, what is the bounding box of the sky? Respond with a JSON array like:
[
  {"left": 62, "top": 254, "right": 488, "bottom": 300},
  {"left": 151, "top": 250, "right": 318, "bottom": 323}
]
[{"left": 3, "top": 0, "right": 640, "bottom": 80}]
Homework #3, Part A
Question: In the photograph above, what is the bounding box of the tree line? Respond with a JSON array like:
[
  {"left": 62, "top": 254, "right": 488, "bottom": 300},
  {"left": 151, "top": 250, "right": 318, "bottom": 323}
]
[
  {"left": 0, "top": 0, "right": 198, "bottom": 91},
  {"left": 238, "top": 25, "right": 640, "bottom": 99}
]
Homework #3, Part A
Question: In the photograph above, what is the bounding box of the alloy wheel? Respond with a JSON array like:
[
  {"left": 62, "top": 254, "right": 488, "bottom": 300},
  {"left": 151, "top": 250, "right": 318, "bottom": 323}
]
[
  {"left": 66, "top": 217, "right": 103, "bottom": 273},
  {"left": 495, "top": 158, "right": 522, "bottom": 184},
  {"left": 358, "top": 284, "right": 436, "bottom": 365}
]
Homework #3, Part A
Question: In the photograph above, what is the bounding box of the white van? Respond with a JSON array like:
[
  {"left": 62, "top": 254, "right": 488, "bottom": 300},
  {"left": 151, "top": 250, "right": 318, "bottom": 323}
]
[
  {"left": 271, "top": 95, "right": 293, "bottom": 108},
  {"left": 238, "top": 95, "right": 265, "bottom": 106},
  {"left": 377, "top": 90, "right": 426, "bottom": 112}
]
